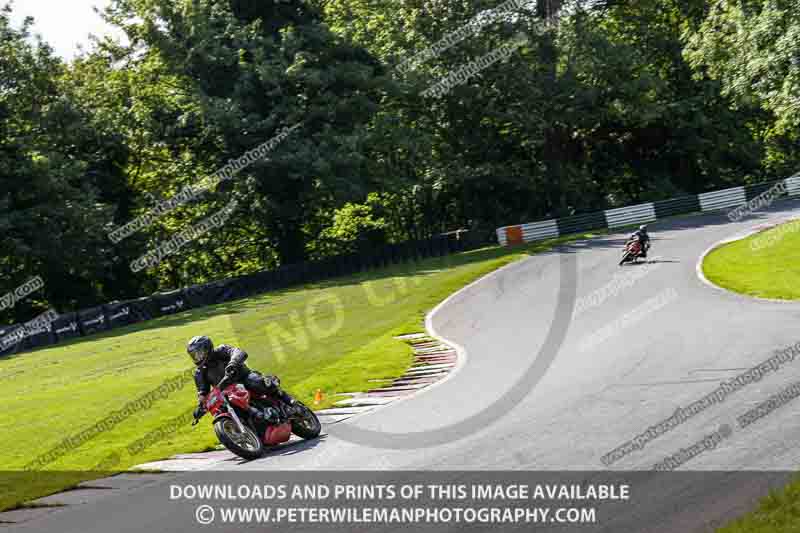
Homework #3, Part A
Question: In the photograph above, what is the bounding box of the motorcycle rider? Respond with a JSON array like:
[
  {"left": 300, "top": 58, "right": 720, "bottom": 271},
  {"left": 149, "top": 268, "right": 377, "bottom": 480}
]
[
  {"left": 627, "top": 224, "right": 651, "bottom": 259},
  {"left": 188, "top": 335, "right": 297, "bottom": 424}
]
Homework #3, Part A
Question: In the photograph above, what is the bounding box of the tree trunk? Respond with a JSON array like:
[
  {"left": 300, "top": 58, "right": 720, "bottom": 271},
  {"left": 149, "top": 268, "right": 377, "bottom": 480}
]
[{"left": 275, "top": 221, "right": 308, "bottom": 265}]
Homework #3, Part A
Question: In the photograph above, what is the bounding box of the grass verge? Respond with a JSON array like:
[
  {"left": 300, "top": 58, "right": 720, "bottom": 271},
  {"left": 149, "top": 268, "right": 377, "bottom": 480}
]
[
  {"left": 702, "top": 219, "right": 800, "bottom": 299},
  {"left": 716, "top": 475, "right": 800, "bottom": 533}
]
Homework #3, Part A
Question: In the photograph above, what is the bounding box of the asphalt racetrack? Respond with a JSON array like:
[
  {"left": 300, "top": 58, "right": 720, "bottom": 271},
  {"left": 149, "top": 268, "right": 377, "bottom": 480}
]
[{"left": 8, "top": 201, "right": 800, "bottom": 533}]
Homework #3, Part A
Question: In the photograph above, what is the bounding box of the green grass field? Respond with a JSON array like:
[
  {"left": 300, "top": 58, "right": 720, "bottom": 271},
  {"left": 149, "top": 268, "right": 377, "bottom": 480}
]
[
  {"left": 0, "top": 233, "right": 599, "bottom": 511},
  {"left": 703, "top": 219, "right": 800, "bottom": 299}
]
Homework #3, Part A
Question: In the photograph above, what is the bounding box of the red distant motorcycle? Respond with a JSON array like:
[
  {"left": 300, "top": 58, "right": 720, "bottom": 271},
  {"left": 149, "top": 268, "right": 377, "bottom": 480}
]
[
  {"left": 193, "top": 383, "right": 321, "bottom": 460},
  {"left": 619, "top": 236, "right": 644, "bottom": 266}
]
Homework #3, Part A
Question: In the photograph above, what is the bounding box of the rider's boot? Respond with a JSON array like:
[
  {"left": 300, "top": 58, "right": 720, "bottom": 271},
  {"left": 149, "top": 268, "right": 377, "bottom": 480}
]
[{"left": 277, "top": 388, "right": 298, "bottom": 411}]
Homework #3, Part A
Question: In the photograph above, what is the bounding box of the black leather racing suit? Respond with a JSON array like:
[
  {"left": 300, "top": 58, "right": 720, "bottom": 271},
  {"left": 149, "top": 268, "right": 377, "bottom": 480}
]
[
  {"left": 193, "top": 344, "right": 292, "bottom": 413},
  {"left": 629, "top": 230, "right": 650, "bottom": 258}
]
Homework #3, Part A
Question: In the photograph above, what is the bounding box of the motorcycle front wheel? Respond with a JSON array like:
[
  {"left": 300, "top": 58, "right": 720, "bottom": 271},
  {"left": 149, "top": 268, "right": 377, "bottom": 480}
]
[
  {"left": 291, "top": 403, "right": 321, "bottom": 439},
  {"left": 214, "top": 418, "right": 264, "bottom": 460}
]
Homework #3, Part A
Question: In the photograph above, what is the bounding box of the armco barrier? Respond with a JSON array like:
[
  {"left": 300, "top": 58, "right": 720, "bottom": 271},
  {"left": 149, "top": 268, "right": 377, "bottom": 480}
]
[
  {"left": 604, "top": 203, "right": 656, "bottom": 229},
  {"left": 497, "top": 176, "right": 797, "bottom": 246},
  {"left": 745, "top": 181, "right": 776, "bottom": 201},
  {"left": 151, "top": 290, "right": 189, "bottom": 317},
  {"left": 785, "top": 174, "right": 800, "bottom": 196},
  {"left": 52, "top": 312, "right": 81, "bottom": 343},
  {"left": 0, "top": 232, "right": 482, "bottom": 358},
  {"left": 23, "top": 325, "right": 54, "bottom": 352},
  {"left": 105, "top": 302, "right": 136, "bottom": 329},
  {"left": 0, "top": 324, "right": 21, "bottom": 357},
  {"left": 556, "top": 211, "right": 608, "bottom": 236},
  {"left": 653, "top": 195, "right": 700, "bottom": 219},
  {"left": 697, "top": 187, "right": 747, "bottom": 212},
  {"left": 522, "top": 220, "right": 558, "bottom": 243},
  {"left": 78, "top": 306, "right": 108, "bottom": 336}
]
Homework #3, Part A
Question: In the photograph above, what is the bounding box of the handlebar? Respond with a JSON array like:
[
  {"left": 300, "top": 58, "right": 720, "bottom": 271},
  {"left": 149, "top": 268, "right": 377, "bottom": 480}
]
[{"left": 192, "top": 387, "right": 231, "bottom": 426}]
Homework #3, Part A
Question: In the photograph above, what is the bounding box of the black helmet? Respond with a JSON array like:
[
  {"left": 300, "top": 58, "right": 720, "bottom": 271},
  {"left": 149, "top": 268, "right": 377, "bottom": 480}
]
[{"left": 187, "top": 335, "right": 213, "bottom": 366}]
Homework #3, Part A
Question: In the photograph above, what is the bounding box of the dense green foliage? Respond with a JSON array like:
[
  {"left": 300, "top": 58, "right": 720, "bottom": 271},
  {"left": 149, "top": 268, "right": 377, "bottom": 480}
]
[
  {"left": 1, "top": 0, "right": 798, "bottom": 323},
  {"left": 685, "top": 0, "right": 800, "bottom": 135}
]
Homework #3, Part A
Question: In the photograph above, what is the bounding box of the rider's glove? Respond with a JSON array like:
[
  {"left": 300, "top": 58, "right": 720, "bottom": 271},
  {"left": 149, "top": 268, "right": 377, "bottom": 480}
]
[{"left": 224, "top": 363, "right": 238, "bottom": 377}]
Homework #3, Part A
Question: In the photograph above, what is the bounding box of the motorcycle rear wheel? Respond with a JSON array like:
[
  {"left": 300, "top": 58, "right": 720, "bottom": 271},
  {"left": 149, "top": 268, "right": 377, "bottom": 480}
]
[
  {"left": 291, "top": 403, "right": 321, "bottom": 439},
  {"left": 214, "top": 418, "right": 264, "bottom": 460}
]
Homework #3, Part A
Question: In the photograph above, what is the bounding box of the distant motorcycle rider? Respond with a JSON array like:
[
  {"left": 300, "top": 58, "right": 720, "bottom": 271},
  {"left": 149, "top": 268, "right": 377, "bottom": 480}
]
[
  {"left": 627, "top": 225, "right": 651, "bottom": 258},
  {"left": 187, "top": 336, "right": 297, "bottom": 424}
]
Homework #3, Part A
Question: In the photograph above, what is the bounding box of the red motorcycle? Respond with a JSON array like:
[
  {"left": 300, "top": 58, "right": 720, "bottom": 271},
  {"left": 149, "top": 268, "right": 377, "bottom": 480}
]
[
  {"left": 619, "top": 236, "right": 644, "bottom": 266},
  {"left": 193, "top": 383, "right": 321, "bottom": 460}
]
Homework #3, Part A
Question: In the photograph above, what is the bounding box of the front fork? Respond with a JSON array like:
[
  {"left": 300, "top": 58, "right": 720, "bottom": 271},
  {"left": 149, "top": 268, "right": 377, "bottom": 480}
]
[{"left": 223, "top": 396, "right": 248, "bottom": 434}]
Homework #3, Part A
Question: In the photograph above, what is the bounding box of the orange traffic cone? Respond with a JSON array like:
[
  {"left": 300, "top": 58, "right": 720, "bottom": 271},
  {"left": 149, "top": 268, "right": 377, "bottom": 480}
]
[{"left": 314, "top": 389, "right": 324, "bottom": 405}]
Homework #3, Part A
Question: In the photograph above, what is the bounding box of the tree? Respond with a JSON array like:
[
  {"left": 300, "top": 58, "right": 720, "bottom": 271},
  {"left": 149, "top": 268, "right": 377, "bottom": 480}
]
[
  {"left": 313, "top": 200, "right": 388, "bottom": 258},
  {"left": 104, "top": 0, "right": 390, "bottom": 265},
  {"left": 0, "top": 5, "right": 116, "bottom": 321},
  {"left": 685, "top": 0, "right": 800, "bottom": 134}
]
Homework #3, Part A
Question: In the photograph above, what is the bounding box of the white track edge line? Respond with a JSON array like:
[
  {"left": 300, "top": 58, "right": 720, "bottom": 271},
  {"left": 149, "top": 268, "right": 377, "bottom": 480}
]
[
  {"left": 327, "top": 251, "right": 549, "bottom": 424},
  {"left": 695, "top": 217, "right": 800, "bottom": 305}
]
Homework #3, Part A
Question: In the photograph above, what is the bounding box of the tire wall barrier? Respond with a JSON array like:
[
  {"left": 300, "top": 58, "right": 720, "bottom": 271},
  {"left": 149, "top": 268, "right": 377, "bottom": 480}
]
[
  {"left": 496, "top": 175, "right": 799, "bottom": 247},
  {"left": 0, "top": 232, "right": 483, "bottom": 358}
]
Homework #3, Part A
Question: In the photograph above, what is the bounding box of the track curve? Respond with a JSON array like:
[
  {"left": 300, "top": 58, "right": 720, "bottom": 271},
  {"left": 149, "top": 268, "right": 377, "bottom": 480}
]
[
  {"left": 8, "top": 199, "right": 800, "bottom": 532},
  {"left": 232, "top": 198, "right": 800, "bottom": 472}
]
